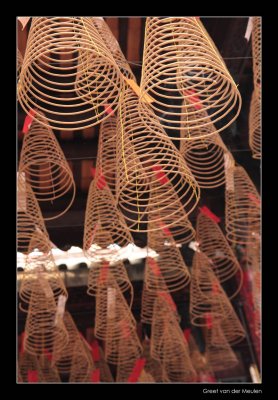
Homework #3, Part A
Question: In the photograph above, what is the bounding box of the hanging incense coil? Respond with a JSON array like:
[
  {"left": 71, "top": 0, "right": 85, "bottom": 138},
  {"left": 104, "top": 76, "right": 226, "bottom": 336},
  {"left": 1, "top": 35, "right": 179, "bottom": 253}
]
[
  {"left": 23, "top": 278, "right": 69, "bottom": 356},
  {"left": 105, "top": 319, "right": 143, "bottom": 366},
  {"left": 251, "top": 17, "right": 261, "bottom": 100},
  {"left": 180, "top": 120, "right": 229, "bottom": 188},
  {"left": 145, "top": 226, "right": 191, "bottom": 293},
  {"left": 69, "top": 336, "right": 96, "bottom": 382},
  {"left": 19, "top": 262, "right": 68, "bottom": 307},
  {"left": 139, "top": 17, "right": 241, "bottom": 138},
  {"left": 187, "top": 334, "right": 209, "bottom": 375},
  {"left": 84, "top": 178, "right": 133, "bottom": 259},
  {"left": 52, "top": 311, "right": 80, "bottom": 374},
  {"left": 18, "top": 352, "right": 44, "bottom": 382},
  {"left": 225, "top": 166, "right": 260, "bottom": 245},
  {"left": 18, "top": 17, "right": 125, "bottom": 131},
  {"left": 18, "top": 113, "right": 75, "bottom": 220},
  {"left": 249, "top": 90, "right": 261, "bottom": 159},
  {"left": 87, "top": 260, "right": 133, "bottom": 299},
  {"left": 17, "top": 172, "right": 51, "bottom": 254},
  {"left": 151, "top": 295, "right": 197, "bottom": 382},
  {"left": 190, "top": 252, "right": 246, "bottom": 345},
  {"left": 91, "top": 18, "right": 135, "bottom": 80},
  {"left": 96, "top": 116, "right": 117, "bottom": 195},
  {"left": 97, "top": 345, "right": 115, "bottom": 382},
  {"left": 196, "top": 212, "right": 243, "bottom": 299},
  {"left": 94, "top": 273, "right": 136, "bottom": 341},
  {"left": 142, "top": 339, "right": 169, "bottom": 382},
  {"left": 205, "top": 324, "right": 239, "bottom": 372},
  {"left": 116, "top": 89, "right": 200, "bottom": 232},
  {"left": 37, "top": 355, "right": 61, "bottom": 382},
  {"left": 146, "top": 179, "right": 196, "bottom": 245}
]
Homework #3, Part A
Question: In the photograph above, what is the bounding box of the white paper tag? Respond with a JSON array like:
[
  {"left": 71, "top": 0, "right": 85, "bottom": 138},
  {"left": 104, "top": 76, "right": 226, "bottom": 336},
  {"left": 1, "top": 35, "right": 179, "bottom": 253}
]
[
  {"left": 54, "top": 295, "right": 67, "bottom": 325},
  {"left": 245, "top": 17, "right": 253, "bottom": 41},
  {"left": 17, "top": 172, "right": 27, "bottom": 212},
  {"left": 188, "top": 241, "right": 200, "bottom": 252},
  {"left": 224, "top": 153, "right": 234, "bottom": 192},
  {"left": 214, "top": 250, "right": 225, "bottom": 258},
  {"left": 107, "top": 287, "right": 116, "bottom": 319},
  {"left": 94, "top": 17, "right": 104, "bottom": 21}
]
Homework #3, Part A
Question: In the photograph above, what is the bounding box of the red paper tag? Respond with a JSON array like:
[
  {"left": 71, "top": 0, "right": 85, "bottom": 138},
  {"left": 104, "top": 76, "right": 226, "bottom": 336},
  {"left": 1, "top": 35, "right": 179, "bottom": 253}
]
[
  {"left": 183, "top": 89, "right": 202, "bottom": 110},
  {"left": 96, "top": 175, "right": 107, "bottom": 189},
  {"left": 148, "top": 257, "right": 162, "bottom": 276},
  {"left": 127, "top": 358, "right": 146, "bottom": 382},
  {"left": 91, "top": 340, "right": 100, "bottom": 362},
  {"left": 104, "top": 104, "right": 115, "bottom": 116},
  {"left": 91, "top": 167, "right": 107, "bottom": 189},
  {"left": 199, "top": 206, "right": 221, "bottom": 223},
  {"left": 22, "top": 109, "right": 36, "bottom": 134},
  {"left": 205, "top": 313, "right": 212, "bottom": 329},
  {"left": 248, "top": 193, "right": 261, "bottom": 206},
  {"left": 151, "top": 165, "right": 169, "bottom": 185},
  {"left": 44, "top": 349, "right": 52, "bottom": 362},
  {"left": 159, "top": 221, "right": 171, "bottom": 236},
  {"left": 91, "top": 369, "right": 100, "bottom": 382},
  {"left": 158, "top": 292, "right": 176, "bottom": 311},
  {"left": 28, "top": 370, "right": 38, "bottom": 382},
  {"left": 98, "top": 261, "right": 109, "bottom": 284},
  {"left": 183, "top": 328, "right": 191, "bottom": 342}
]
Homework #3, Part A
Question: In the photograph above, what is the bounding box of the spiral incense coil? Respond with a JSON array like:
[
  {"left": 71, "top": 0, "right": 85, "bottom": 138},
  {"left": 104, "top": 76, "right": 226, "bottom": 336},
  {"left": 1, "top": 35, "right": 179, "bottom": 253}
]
[
  {"left": 251, "top": 17, "right": 261, "bottom": 100},
  {"left": 96, "top": 116, "right": 117, "bottom": 195},
  {"left": 180, "top": 128, "right": 229, "bottom": 188},
  {"left": 94, "top": 273, "right": 136, "bottom": 342},
  {"left": 18, "top": 352, "right": 44, "bottom": 382},
  {"left": 249, "top": 90, "right": 261, "bottom": 159},
  {"left": 18, "top": 17, "right": 125, "bottom": 131},
  {"left": 19, "top": 263, "right": 68, "bottom": 307},
  {"left": 145, "top": 227, "right": 191, "bottom": 293},
  {"left": 91, "top": 18, "right": 135, "bottom": 80},
  {"left": 139, "top": 17, "right": 241, "bottom": 137},
  {"left": 225, "top": 166, "right": 260, "bottom": 245},
  {"left": 17, "top": 173, "right": 51, "bottom": 254},
  {"left": 69, "top": 336, "right": 96, "bottom": 382},
  {"left": 87, "top": 260, "right": 133, "bottom": 299},
  {"left": 37, "top": 355, "right": 61, "bottom": 382},
  {"left": 186, "top": 333, "right": 208, "bottom": 374},
  {"left": 52, "top": 311, "right": 80, "bottom": 374},
  {"left": 205, "top": 324, "right": 239, "bottom": 372},
  {"left": 19, "top": 113, "right": 75, "bottom": 220},
  {"left": 142, "top": 339, "right": 170, "bottom": 382},
  {"left": 116, "top": 89, "right": 200, "bottom": 232},
  {"left": 190, "top": 251, "right": 245, "bottom": 341},
  {"left": 151, "top": 296, "right": 197, "bottom": 382},
  {"left": 97, "top": 345, "right": 115, "bottom": 382},
  {"left": 105, "top": 319, "right": 143, "bottom": 366},
  {"left": 196, "top": 212, "right": 243, "bottom": 299},
  {"left": 83, "top": 178, "right": 133, "bottom": 258},
  {"left": 23, "top": 279, "right": 69, "bottom": 356},
  {"left": 147, "top": 179, "right": 196, "bottom": 245}
]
